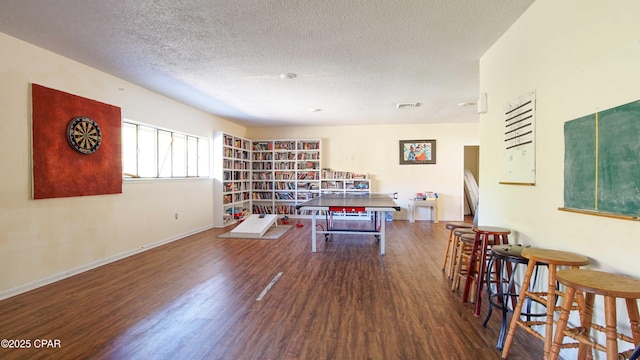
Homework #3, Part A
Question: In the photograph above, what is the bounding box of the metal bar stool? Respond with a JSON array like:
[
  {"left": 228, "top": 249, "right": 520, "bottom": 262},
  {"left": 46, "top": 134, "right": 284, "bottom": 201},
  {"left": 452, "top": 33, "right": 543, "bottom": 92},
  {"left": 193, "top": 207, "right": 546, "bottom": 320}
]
[
  {"left": 549, "top": 269, "right": 640, "bottom": 360},
  {"left": 630, "top": 342, "right": 640, "bottom": 360},
  {"left": 442, "top": 222, "right": 474, "bottom": 278},
  {"left": 501, "top": 247, "right": 590, "bottom": 359},
  {"left": 484, "top": 244, "right": 548, "bottom": 350},
  {"left": 462, "top": 226, "right": 511, "bottom": 317},
  {"left": 631, "top": 342, "right": 640, "bottom": 360}
]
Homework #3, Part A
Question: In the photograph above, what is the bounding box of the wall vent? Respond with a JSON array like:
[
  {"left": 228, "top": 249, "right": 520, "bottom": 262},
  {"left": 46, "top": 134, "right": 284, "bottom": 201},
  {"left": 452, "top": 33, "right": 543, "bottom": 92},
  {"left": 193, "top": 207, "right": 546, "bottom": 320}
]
[{"left": 396, "top": 102, "right": 420, "bottom": 109}]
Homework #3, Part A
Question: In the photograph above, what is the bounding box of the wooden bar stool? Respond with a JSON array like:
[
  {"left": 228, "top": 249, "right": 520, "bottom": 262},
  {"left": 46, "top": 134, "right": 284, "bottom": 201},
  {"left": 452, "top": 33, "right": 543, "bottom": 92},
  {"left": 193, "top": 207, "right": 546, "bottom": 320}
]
[
  {"left": 462, "top": 226, "right": 511, "bottom": 317},
  {"left": 447, "top": 227, "right": 476, "bottom": 279},
  {"left": 442, "top": 222, "right": 474, "bottom": 278},
  {"left": 549, "top": 269, "right": 640, "bottom": 360},
  {"left": 451, "top": 233, "right": 479, "bottom": 294},
  {"left": 501, "top": 247, "right": 590, "bottom": 359}
]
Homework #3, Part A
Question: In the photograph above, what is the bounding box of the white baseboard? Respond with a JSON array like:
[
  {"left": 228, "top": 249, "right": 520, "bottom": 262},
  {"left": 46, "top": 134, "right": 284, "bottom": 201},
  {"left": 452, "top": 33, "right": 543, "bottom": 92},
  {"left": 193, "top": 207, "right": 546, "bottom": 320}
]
[{"left": 0, "top": 225, "right": 213, "bottom": 301}]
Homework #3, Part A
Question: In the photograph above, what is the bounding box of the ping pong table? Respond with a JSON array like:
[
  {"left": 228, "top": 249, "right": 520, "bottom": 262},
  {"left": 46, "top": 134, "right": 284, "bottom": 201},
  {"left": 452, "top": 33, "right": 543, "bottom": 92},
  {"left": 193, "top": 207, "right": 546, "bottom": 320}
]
[{"left": 295, "top": 193, "right": 400, "bottom": 255}]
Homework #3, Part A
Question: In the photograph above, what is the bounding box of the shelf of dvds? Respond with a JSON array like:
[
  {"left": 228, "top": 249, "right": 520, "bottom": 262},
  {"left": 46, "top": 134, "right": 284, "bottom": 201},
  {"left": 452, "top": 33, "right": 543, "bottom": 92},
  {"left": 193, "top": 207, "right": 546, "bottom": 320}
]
[
  {"left": 320, "top": 169, "right": 370, "bottom": 194},
  {"left": 213, "top": 132, "right": 251, "bottom": 227},
  {"left": 320, "top": 169, "right": 372, "bottom": 220},
  {"left": 251, "top": 139, "right": 322, "bottom": 216}
]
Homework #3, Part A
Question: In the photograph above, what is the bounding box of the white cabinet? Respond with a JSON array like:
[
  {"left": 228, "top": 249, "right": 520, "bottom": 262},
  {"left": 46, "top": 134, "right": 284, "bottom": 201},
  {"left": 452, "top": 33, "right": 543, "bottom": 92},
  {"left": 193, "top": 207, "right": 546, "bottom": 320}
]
[{"left": 213, "top": 132, "right": 251, "bottom": 227}]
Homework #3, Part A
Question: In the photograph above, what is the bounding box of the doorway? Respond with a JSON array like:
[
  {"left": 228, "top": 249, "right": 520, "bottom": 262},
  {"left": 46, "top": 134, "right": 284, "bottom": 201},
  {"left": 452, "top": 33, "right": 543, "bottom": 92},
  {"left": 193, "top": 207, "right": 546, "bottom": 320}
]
[{"left": 463, "top": 146, "right": 479, "bottom": 216}]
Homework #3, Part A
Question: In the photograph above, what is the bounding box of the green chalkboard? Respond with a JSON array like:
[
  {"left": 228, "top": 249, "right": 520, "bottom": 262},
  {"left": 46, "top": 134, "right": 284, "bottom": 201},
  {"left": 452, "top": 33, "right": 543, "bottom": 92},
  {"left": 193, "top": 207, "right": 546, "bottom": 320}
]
[
  {"left": 564, "top": 114, "right": 596, "bottom": 210},
  {"left": 564, "top": 100, "right": 640, "bottom": 217}
]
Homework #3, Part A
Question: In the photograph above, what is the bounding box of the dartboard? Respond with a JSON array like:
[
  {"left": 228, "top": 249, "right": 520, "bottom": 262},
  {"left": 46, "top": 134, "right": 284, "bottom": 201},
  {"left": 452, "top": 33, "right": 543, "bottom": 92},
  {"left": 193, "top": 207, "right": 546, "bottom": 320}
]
[{"left": 67, "top": 116, "right": 102, "bottom": 154}]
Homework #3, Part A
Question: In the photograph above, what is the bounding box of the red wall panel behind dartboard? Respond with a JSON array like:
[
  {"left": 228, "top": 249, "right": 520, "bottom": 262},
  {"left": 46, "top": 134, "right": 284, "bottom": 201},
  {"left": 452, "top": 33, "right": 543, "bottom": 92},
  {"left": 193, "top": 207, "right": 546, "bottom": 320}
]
[{"left": 32, "top": 84, "right": 122, "bottom": 199}]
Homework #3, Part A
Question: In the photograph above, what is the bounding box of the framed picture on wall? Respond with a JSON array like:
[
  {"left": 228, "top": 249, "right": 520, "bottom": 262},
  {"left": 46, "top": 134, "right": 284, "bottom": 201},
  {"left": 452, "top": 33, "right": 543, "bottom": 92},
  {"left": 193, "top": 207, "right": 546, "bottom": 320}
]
[{"left": 399, "top": 139, "right": 436, "bottom": 165}]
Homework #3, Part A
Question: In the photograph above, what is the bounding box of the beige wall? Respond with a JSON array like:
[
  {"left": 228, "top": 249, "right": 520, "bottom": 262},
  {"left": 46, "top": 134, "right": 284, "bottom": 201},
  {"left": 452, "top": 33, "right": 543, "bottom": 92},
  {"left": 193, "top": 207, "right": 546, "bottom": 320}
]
[
  {"left": 4, "top": 0, "right": 639, "bottom": 354},
  {"left": 480, "top": 0, "right": 640, "bottom": 356},
  {"left": 1, "top": 30, "right": 480, "bottom": 299},
  {"left": 247, "top": 124, "right": 479, "bottom": 222},
  {"left": 0, "top": 32, "right": 244, "bottom": 299}
]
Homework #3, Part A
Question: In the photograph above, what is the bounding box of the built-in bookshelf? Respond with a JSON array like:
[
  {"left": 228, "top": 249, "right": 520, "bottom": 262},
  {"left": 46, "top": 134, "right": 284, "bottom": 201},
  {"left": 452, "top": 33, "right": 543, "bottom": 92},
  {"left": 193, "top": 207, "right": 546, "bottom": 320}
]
[
  {"left": 214, "top": 135, "right": 375, "bottom": 224},
  {"left": 319, "top": 169, "right": 372, "bottom": 219},
  {"left": 320, "top": 169, "right": 371, "bottom": 194},
  {"left": 251, "top": 139, "right": 322, "bottom": 216},
  {"left": 251, "top": 140, "right": 275, "bottom": 215},
  {"left": 213, "top": 132, "right": 251, "bottom": 227}
]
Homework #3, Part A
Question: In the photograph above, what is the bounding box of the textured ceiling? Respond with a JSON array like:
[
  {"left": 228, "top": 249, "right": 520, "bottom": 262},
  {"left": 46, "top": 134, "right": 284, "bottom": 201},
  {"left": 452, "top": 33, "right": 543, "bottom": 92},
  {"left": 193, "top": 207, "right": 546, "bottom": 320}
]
[{"left": 0, "top": 0, "right": 534, "bottom": 127}]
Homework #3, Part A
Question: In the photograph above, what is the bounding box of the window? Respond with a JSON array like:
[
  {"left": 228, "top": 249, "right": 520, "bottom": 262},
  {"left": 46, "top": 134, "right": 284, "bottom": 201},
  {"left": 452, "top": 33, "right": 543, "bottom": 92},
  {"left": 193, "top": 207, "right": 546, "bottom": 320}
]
[
  {"left": 122, "top": 120, "right": 210, "bottom": 178},
  {"left": 172, "top": 133, "right": 186, "bottom": 177},
  {"left": 137, "top": 125, "right": 157, "bottom": 177},
  {"left": 158, "top": 130, "right": 172, "bottom": 178},
  {"left": 122, "top": 122, "right": 138, "bottom": 176},
  {"left": 187, "top": 136, "right": 199, "bottom": 177}
]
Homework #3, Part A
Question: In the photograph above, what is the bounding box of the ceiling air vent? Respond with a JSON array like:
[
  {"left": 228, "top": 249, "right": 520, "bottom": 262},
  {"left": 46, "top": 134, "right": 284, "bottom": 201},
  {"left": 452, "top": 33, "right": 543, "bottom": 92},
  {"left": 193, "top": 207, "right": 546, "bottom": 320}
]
[{"left": 396, "top": 102, "right": 420, "bottom": 109}]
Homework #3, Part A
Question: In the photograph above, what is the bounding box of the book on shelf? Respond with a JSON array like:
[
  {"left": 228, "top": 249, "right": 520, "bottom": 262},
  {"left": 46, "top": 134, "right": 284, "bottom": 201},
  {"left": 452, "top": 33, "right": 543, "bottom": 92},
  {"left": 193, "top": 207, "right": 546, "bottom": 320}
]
[
  {"left": 252, "top": 172, "right": 273, "bottom": 180},
  {"left": 297, "top": 152, "right": 319, "bottom": 160},
  {"left": 297, "top": 182, "right": 319, "bottom": 190},
  {"left": 297, "top": 192, "right": 318, "bottom": 200},
  {"left": 274, "top": 140, "right": 295, "bottom": 150},
  {"left": 252, "top": 204, "right": 274, "bottom": 214},
  {"left": 276, "top": 205, "right": 296, "bottom": 214},
  {"left": 298, "top": 141, "right": 320, "bottom": 150},
  {"left": 252, "top": 152, "right": 273, "bottom": 160},
  {"left": 274, "top": 162, "right": 293, "bottom": 170},
  {"left": 275, "top": 152, "right": 296, "bottom": 160},
  {"left": 252, "top": 182, "right": 273, "bottom": 190},
  {"left": 275, "top": 192, "right": 295, "bottom": 200},
  {"left": 297, "top": 171, "right": 319, "bottom": 180},
  {"left": 252, "top": 191, "right": 273, "bottom": 199},
  {"left": 253, "top": 141, "right": 273, "bottom": 151},
  {"left": 322, "top": 180, "right": 344, "bottom": 189},
  {"left": 321, "top": 168, "right": 369, "bottom": 180},
  {"left": 274, "top": 171, "right": 295, "bottom": 180}
]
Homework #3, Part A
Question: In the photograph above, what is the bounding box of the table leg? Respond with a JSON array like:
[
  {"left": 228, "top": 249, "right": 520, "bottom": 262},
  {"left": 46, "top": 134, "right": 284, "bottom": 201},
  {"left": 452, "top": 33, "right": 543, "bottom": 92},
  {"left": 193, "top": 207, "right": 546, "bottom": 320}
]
[
  {"left": 380, "top": 211, "right": 386, "bottom": 255},
  {"left": 311, "top": 211, "right": 317, "bottom": 252},
  {"left": 409, "top": 203, "right": 415, "bottom": 223}
]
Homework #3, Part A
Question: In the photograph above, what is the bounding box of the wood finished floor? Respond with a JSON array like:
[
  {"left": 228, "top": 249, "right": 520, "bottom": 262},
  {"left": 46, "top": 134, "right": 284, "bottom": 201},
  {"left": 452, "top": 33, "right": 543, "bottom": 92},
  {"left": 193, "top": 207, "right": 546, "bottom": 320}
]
[{"left": 0, "top": 219, "right": 543, "bottom": 359}]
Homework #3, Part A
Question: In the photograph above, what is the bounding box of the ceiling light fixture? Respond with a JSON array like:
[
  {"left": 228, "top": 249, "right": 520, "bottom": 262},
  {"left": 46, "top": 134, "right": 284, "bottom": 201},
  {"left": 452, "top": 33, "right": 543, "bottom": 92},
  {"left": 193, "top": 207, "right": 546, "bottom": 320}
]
[
  {"left": 280, "top": 73, "right": 297, "bottom": 79},
  {"left": 310, "top": 108, "right": 322, "bottom": 112}
]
